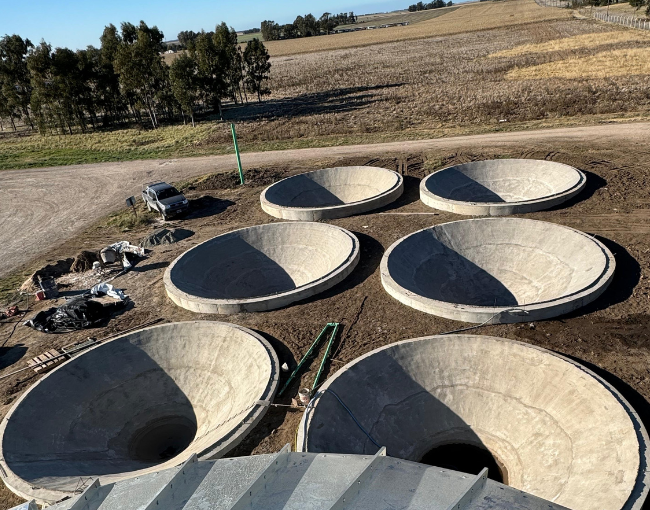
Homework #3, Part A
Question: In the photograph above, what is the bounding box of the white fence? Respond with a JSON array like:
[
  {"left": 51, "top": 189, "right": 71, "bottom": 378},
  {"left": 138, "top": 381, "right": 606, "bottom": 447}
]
[{"left": 589, "top": 10, "right": 650, "bottom": 30}]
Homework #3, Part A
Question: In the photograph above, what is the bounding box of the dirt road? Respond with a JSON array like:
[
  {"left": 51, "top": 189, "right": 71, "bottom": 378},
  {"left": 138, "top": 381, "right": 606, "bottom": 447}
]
[{"left": 1, "top": 121, "right": 648, "bottom": 278}]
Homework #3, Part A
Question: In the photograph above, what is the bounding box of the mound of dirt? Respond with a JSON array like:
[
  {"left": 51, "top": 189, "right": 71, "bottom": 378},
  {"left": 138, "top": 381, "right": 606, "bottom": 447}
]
[
  {"left": 71, "top": 250, "right": 100, "bottom": 273},
  {"left": 182, "top": 168, "right": 285, "bottom": 191},
  {"left": 20, "top": 258, "right": 74, "bottom": 293}
]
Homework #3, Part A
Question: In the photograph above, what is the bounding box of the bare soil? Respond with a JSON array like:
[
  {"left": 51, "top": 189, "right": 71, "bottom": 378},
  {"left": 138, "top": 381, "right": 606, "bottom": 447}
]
[
  {"left": 1, "top": 121, "right": 649, "bottom": 280},
  {"left": 1, "top": 135, "right": 649, "bottom": 507}
]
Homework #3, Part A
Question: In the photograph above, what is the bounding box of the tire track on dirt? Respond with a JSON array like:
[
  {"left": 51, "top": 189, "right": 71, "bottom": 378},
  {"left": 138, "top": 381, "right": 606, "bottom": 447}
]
[{"left": 1, "top": 121, "right": 649, "bottom": 277}]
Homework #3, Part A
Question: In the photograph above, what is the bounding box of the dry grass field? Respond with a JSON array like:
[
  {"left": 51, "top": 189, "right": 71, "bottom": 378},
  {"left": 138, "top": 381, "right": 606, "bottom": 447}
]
[
  {"left": 507, "top": 47, "right": 650, "bottom": 79},
  {"left": 262, "top": 0, "right": 572, "bottom": 56},
  {"left": 3, "top": 0, "right": 650, "bottom": 172},
  {"left": 223, "top": 16, "right": 650, "bottom": 146},
  {"left": 490, "top": 29, "right": 650, "bottom": 57},
  {"left": 593, "top": 2, "right": 650, "bottom": 18}
]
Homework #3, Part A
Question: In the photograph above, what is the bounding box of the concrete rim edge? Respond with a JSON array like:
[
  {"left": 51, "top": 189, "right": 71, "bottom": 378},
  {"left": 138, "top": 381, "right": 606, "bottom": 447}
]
[
  {"left": 379, "top": 218, "right": 616, "bottom": 324},
  {"left": 296, "top": 334, "right": 650, "bottom": 510},
  {"left": 419, "top": 159, "right": 587, "bottom": 216},
  {"left": 164, "top": 222, "right": 361, "bottom": 314},
  {"left": 0, "top": 321, "right": 280, "bottom": 505},
  {"left": 260, "top": 166, "right": 404, "bottom": 220}
]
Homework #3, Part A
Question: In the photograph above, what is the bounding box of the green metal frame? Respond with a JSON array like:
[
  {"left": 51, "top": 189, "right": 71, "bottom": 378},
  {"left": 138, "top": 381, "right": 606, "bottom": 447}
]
[{"left": 278, "top": 322, "right": 339, "bottom": 397}]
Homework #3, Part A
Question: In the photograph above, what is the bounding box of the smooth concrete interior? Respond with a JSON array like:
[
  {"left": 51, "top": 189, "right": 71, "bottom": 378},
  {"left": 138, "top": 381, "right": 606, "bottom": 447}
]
[
  {"left": 261, "top": 166, "right": 403, "bottom": 220},
  {"left": 420, "top": 159, "right": 586, "bottom": 215},
  {"left": 298, "top": 335, "right": 649, "bottom": 510},
  {"left": 165, "top": 222, "right": 359, "bottom": 313},
  {"left": 0, "top": 321, "right": 279, "bottom": 503},
  {"left": 381, "top": 218, "right": 615, "bottom": 323}
]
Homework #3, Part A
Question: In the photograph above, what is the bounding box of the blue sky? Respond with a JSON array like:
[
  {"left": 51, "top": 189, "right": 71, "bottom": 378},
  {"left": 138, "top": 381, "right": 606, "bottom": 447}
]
[{"left": 1, "top": 0, "right": 416, "bottom": 50}]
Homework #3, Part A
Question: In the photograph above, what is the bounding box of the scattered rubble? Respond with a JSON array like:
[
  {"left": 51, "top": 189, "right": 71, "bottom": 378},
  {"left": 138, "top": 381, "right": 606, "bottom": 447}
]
[{"left": 139, "top": 228, "right": 194, "bottom": 249}]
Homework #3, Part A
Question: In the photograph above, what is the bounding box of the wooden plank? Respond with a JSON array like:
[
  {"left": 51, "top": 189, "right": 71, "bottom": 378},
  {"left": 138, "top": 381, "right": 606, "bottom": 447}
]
[{"left": 29, "top": 349, "right": 64, "bottom": 373}]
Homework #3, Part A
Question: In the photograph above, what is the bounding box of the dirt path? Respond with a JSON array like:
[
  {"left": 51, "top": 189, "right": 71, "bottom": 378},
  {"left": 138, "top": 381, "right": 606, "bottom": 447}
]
[{"left": 1, "top": 121, "right": 648, "bottom": 278}]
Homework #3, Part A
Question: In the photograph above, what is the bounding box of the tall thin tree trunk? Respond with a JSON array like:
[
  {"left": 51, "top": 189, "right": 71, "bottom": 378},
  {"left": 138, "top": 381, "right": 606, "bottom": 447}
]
[
  {"left": 147, "top": 106, "right": 156, "bottom": 129},
  {"left": 10, "top": 117, "right": 16, "bottom": 131},
  {"left": 191, "top": 111, "right": 195, "bottom": 128},
  {"left": 150, "top": 97, "right": 158, "bottom": 128}
]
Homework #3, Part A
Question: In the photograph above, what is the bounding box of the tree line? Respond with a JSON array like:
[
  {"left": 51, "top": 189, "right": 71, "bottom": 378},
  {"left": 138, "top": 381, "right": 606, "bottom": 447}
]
[
  {"left": 408, "top": 0, "right": 453, "bottom": 11},
  {"left": 261, "top": 12, "right": 357, "bottom": 41},
  {"left": 0, "top": 21, "right": 271, "bottom": 133}
]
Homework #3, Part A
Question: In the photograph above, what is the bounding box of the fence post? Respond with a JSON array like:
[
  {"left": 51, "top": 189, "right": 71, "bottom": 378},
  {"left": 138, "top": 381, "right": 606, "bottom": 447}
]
[{"left": 230, "top": 123, "right": 245, "bottom": 185}]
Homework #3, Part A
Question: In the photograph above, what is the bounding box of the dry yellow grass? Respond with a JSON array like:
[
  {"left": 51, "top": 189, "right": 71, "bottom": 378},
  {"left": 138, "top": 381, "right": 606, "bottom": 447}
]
[
  {"left": 263, "top": 0, "right": 571, "bottom": 56},
  {"left": 593, "top": 2, "right": 650, "bottom": 17},
  {"left": 507, "top": 47, "right": 650, "bottom": 79},
  {"left": 491, "top": 30, "right": 650, "bottom": 57}
]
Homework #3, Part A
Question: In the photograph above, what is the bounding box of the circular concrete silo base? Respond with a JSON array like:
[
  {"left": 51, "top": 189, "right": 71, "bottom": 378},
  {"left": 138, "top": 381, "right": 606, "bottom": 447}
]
[
  {"left": 164, "top": 222, "right": 360, "bottom": 314},
  {"left": 420, "top": 159, "right": 587, "bottom": 215},
  {"left": 0, "top": 321, "right": 279, "bottom": 504},
  {"left": 261, "top": 166, "right": 404, "bottom": 220},
  {"left": 298, "top": 335, "right": 649, "bottom": 510},
  {"left": 381, "top": 218, "right": 615, "bottom": 323}
]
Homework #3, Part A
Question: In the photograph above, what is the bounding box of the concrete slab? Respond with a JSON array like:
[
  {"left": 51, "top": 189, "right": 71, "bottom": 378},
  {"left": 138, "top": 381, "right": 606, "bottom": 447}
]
[
  {"left": 164, "top": 222, "right": 360, "bottom": 314},
  {"left": 261, "top": 166, "right": 403, "bottom": 220},
  {"left": 0, "top": 321, "right": 279, "bottom": 504},
  {"left": 298, "top": 334, "right": 649, "bottom": 510},
  {"left": 380, "top": 217, "right": 615, "bottom": 323},
  {"left": 420, "top": 159, "right": 586, "bottom": 215}
]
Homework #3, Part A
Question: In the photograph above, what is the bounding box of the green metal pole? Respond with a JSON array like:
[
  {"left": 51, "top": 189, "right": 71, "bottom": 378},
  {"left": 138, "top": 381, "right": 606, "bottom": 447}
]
[
  {"left": 312, "top": 323, "right": 339, "bottom": 391},
  {"left": 278, "top": 324, "right": 331, "bottom": 396},
  {"left": 230, "top": 123, "right": 245, "bottom": 185}
]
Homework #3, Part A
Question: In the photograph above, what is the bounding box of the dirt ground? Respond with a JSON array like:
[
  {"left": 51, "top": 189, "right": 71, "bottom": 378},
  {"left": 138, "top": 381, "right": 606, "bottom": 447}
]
[
  {"left": 1, "top": 121, "right": 649, "bottom": 281},
  {"left": 0, "top": 135, "right": 649, "bottom": 507}
]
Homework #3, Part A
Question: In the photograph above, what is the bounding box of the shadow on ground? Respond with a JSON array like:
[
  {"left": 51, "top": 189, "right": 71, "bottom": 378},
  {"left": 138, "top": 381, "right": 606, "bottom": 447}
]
[
  {"left": 226, "top": 329, "right": 302, "bottom": 457},
  {"left": 134, "top": 261, "right": 170, "bottom": 273},
  {"left": 186, "top": 197, "right": 235, "bottom": 220},
  {"left": 0, "top": 344, "right": 27, "bottom": 371},
  {"left": 377, "top": 175, "right": 425, "bottom": 212},
  {"left": 293, "top": 231, "right": 384, "bottom": 308},
  {"left": 562, "top": 236, "right": 640, "bottom": 319},
  {"left": 546, "top": 171, "right": 607, "bottom": 211},
  {"left": 224, "top": 83, "right": 405, "bottom": 122}
]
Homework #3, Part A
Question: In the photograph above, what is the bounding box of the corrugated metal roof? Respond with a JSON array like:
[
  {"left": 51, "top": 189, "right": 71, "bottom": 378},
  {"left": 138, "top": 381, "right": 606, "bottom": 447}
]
[{"left": 31, "top": 447, "right": 568, "bottom": 510}]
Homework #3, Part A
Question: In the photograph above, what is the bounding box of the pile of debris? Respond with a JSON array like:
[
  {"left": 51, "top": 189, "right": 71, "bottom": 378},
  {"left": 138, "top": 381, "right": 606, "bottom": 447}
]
[
  {"left": 20, "top": 258, "right": 74, "bottom": 294},
  {"left": 24, "top": 283, "right": 128, "bottom": 334},
  {"left": 20, "top": 241, "right": 146, "bottom": 297},
  {"left": 139, "top": 228, "right": 193, "bottom": 249}
]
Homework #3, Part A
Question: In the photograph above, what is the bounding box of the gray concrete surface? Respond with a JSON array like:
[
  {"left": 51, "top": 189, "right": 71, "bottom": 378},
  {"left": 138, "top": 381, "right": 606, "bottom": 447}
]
[
  {"left": 260, "top": 166, "right": 403, "bottom": 220},
  {"left": 381, "top": 217, "right": 615, "bottom": 323},
  {"left": 46, "top": 450, "right": 570, "bottom": 510},
  {"left": 298, "top": 334, "right": 649, "bottom": 510},
  {"left": 164, "top": 222, "right": 360, "bottom": 313},
  {"left": 0, "top": 321, "right": 279, "bottom": 504},
  {"left": 2, "top": 122, "right": 648, "bottom": 279},
  {"left": 420, "top": 159, "right": 586, "bottom": 215}
]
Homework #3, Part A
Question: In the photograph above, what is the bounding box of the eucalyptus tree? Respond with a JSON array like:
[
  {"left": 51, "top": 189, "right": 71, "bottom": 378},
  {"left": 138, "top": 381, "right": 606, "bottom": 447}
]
[
  {"left": 243, "top": 38, "right": 271, "bottom": 102},
  {"left": 0, "top": 34, "right": 34, "bottom": 129},
  {"left": 169, "top": 53, "right": 200, "bottom": 126},
  {"left": 113, "top": 21, "right": 167, "bottom": 128}
]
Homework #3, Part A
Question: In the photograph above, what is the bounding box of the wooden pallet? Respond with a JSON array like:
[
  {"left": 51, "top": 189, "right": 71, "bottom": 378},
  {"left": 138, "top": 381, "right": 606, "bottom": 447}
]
[{"left": 28, "top": 349, "right": 65, "bottom": 374}]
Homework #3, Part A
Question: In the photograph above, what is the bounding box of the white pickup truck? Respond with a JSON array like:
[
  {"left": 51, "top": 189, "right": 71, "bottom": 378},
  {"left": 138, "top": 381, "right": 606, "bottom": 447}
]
[{"left": 142, "top": 182, "right": 189, "bottom": 220}]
